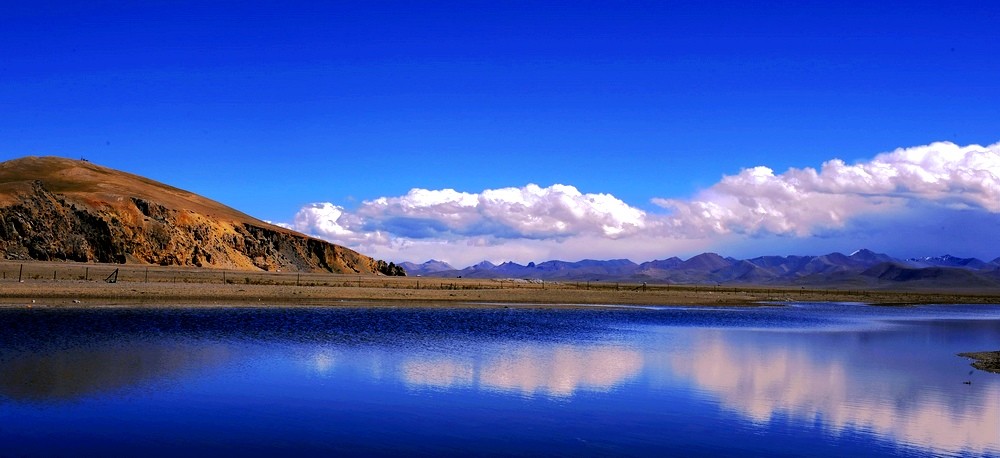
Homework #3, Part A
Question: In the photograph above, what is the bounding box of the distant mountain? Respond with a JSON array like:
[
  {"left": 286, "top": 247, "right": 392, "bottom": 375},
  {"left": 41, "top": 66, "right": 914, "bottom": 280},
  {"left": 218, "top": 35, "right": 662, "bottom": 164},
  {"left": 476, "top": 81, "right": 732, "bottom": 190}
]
[
  {"left": 639, "top": 257, "right": 683, "bottom": 270},
  {"left": 470, "top": 260, "right": 497, "bottom": 270},
  {"left": 0, "top": 156, "right": 402, "bottom": 275},
  {"left": 850, "top": 248, "right": 896, "bottom": 264},
  {"left": 861, "top": 262, "right": 999, "bottom": 288},
  {"left": 434, "top": 259, "right": 636, "bottom": 281},
  {"left": 712, "top": 260, "right": 778, "bottom": 284},
  {"left": 398, "top": 259, "right": 455, "bottom": 276},
  {"left": 745, "top": 255, "right": 812, "bottom": 275},
  {"left": 905, "top": 255, "right": 991, "bottom": 270},
  {"left": 632, "top": 257, "right": 682, "bottom": 281},
  {"left": 411, "top": 249, "right": 1000, "bottom": 289},
  {"left": 678, "top": 252, "right": 732, "bottom": 271}
]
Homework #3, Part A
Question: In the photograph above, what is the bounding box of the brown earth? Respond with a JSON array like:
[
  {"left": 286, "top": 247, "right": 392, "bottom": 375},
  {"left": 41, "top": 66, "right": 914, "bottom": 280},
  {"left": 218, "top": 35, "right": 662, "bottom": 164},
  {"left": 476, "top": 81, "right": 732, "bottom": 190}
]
[
  {"left": 0, "top": 156, "right": 401, "bottom": 275},
  {"left": 2, "top": 260, "right": 998, "bottom": 308}
]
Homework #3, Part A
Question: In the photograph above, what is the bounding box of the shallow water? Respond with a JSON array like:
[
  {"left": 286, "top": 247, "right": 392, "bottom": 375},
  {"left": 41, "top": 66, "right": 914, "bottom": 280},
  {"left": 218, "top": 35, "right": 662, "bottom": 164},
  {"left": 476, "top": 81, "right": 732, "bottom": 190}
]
[{"left": 1, "top": 303, "right": 998, "bottom": 456}]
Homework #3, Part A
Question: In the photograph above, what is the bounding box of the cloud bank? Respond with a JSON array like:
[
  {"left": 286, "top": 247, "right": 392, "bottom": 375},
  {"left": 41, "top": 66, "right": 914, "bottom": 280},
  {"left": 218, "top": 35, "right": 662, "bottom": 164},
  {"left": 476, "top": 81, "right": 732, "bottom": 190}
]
[
  {"left": 657, "top": 141, "right": 1000, "bottom": 237},
  {"left": 343, "top": 184, "right": 647, "bottom": 240},
  {"left": 289, "top": 141, "right": 1000, "bottom": 265}
]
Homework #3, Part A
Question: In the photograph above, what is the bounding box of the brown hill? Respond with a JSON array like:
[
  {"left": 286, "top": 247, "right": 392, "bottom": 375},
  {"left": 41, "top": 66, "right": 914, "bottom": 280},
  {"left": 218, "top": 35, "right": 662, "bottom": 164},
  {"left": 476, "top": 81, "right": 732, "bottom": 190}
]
[{"left": 0, "top": 156, "right": 403, "bottom": 275}]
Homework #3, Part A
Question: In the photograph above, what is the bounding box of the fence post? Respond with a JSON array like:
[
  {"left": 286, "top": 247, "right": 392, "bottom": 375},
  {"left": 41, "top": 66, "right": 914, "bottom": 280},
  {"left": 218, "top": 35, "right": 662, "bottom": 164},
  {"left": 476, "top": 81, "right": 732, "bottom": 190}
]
[{"left": 19, "top": 264, "right": 23, "bottom": 282}]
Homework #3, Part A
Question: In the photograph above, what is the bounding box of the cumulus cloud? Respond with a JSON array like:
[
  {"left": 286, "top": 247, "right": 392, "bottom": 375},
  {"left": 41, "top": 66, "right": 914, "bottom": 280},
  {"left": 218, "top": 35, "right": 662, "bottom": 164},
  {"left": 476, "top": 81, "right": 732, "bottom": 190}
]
[
  {"left": 654, "top": 141, "right": 1000, "bottom": 237},
  {"left": 352, "top": 184, "right": 648, "bottom": 239},
  {"left": 291, "top": 183, "right": 650, "bottom": 255},
  {"left": 291, "top": 202, "right": 383, "bottom": 245},
  {"left": 289, "top": 141, "right": 999, "bottom": 264}
]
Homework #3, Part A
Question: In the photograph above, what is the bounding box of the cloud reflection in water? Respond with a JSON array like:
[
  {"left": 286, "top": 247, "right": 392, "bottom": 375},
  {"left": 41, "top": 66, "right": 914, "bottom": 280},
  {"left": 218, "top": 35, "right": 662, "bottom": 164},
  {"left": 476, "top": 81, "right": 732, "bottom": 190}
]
[
  {"left": 402, "top": 344, "right": 643, "bottom": 397},
  {"left": 669, "top": 332, "right": 1000, "bottom": 455}
]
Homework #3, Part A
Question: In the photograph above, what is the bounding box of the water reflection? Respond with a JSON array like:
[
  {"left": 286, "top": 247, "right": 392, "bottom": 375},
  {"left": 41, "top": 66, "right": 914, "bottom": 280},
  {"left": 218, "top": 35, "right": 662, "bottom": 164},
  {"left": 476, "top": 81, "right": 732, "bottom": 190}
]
[
  {"left": 402, "top": 345, "right": 643, "bottom": 397},
  {"left": 0, "top": 340, "right": 230, "bottom": 402},
  {"left": 2, "top": 306, "right": 999, "bottom": 457},
  {"left": 402, "top": 357, "right": 474, "bottom": 388},
  {"left": 670, "top": 327, "right": 1000, "bottom": 455},
  {"left": 310, "top": 350, "right": 337, "bottom": 375}
]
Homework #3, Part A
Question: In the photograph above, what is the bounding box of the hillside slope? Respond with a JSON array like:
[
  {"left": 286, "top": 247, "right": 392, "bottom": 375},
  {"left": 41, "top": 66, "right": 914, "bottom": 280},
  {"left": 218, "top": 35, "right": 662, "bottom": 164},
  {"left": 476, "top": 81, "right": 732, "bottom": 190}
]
[{"left": 0, "top": 156, "right": 403, "bottom": 275}]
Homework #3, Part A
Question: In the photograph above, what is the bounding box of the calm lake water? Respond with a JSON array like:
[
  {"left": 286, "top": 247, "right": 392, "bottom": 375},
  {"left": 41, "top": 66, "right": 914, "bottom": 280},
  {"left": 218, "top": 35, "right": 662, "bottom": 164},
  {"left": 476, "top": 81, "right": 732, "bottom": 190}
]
[{"left": 1, "top": 303, "right": 998, "bottom": 457}]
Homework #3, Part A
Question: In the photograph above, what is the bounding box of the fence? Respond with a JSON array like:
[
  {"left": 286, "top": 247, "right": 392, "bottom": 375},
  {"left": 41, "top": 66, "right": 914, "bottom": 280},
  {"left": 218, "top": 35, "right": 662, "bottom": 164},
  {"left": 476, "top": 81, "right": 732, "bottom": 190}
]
[{"left": 0, "top": 261, "right": 892, "bottom": 298}]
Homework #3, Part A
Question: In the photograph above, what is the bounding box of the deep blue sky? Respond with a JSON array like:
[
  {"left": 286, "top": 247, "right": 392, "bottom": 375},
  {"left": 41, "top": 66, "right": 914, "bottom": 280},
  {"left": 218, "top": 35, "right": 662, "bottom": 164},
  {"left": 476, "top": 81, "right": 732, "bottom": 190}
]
[{"left": 2, "top": 1, "right": 998, "bottom": 263}]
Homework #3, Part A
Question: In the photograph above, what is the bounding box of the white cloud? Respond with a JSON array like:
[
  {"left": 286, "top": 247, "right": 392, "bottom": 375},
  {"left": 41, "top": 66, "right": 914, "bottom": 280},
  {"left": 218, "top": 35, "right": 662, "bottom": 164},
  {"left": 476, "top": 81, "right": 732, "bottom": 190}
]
[
  {"left": 294, "top": 203, "right": 354, "bottom": 237},
  {"left": 654, "top": 141, "right": 1000, "bottom": 237},
  {"left": 351, "top": 183, "right": 647, "bottom": 239},
  {"left": 288, "top": 141, "right": 1000, "bottom": 265},
  {"left": 292, "top": 202, "right": 390, "bottom": 249},
  {"left": 290, "top": 183, "right": 656, "bottom": 264}
]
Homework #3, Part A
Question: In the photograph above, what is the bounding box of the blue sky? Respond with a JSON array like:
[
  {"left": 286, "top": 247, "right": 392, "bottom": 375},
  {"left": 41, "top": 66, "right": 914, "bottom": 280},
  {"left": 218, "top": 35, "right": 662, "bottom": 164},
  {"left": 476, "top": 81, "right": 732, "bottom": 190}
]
[{"left": 3, "top": 1, "right": 999, "bottom": 266}]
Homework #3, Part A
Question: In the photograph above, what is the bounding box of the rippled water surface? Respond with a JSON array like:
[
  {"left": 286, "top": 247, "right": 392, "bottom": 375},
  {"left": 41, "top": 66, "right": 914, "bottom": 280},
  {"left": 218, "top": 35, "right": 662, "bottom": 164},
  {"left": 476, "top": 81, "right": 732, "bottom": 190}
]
[{"left": 1, "top": 303, "right": 998, "bottom": 456}]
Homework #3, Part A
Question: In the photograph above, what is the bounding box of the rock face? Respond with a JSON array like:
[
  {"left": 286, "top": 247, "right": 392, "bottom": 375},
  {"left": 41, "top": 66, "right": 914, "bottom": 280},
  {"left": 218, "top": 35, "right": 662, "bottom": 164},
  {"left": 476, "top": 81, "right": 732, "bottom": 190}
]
[{"left": 0, "top": 156, "right": 403, "bottom": 275}]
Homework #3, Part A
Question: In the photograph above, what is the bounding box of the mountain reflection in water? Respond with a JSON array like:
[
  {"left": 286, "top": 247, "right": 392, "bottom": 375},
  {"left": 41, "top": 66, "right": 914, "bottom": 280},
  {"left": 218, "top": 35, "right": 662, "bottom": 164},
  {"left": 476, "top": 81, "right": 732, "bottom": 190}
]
[{"left": 0, "top": 340, "right": 231, "bottom": 402}]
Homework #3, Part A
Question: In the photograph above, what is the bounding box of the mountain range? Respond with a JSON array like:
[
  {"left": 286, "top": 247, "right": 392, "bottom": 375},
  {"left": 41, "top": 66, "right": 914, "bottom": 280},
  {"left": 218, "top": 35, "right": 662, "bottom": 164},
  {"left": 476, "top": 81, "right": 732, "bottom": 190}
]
[
  {"left": 400, "top": 249, "right": 1000, "bottom": 289},
  {"left": 0, "top": 156, "right": 403, "bottom": 275}
]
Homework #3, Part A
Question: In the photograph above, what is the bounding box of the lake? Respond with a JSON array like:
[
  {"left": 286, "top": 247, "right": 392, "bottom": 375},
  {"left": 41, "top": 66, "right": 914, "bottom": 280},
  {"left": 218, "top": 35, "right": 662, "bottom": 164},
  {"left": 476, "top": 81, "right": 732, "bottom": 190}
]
[{"left": 1, "top": 303, "right": 998, "bottom": 457}]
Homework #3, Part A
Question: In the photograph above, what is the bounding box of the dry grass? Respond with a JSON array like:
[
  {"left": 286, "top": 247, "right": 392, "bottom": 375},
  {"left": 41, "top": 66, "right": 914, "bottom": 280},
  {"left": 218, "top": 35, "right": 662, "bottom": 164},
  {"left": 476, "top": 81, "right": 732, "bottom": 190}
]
[
  {"left": 0, "top": 156, "right": 288, "bottom": 234},
  {"left": 2, "top": 260, "right": 998, "bottom": 308}
]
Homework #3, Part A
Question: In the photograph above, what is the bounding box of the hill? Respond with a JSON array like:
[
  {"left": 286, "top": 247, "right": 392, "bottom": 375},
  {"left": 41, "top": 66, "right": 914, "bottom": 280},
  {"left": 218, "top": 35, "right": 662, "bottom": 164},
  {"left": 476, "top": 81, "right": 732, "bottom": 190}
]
[{"left": 0, "top": 156, "right": 403, "bottom": 275}]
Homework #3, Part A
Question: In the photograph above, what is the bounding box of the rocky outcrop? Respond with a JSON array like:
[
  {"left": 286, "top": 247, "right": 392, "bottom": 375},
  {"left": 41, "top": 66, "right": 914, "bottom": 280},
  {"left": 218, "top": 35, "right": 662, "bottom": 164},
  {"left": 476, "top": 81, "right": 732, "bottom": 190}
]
[
  {"left": 0, "top": 157, "right": 402, "bottom": 275},
  {"left": 0, "top": 181, "right": 112, "bottom": 263}
]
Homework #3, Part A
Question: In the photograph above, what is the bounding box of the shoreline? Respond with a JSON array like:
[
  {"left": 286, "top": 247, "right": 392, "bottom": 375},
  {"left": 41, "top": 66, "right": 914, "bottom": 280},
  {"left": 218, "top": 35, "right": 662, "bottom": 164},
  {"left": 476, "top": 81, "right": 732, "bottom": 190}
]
[
  {"left": 2, "top": 277, "right": 998, "bottom": 308},
  {"left": 958, "top": 351, "right": 1000, "bottom": 374},
  {"left": 2, "top": 259, "right": 998, "bottom": 308}
]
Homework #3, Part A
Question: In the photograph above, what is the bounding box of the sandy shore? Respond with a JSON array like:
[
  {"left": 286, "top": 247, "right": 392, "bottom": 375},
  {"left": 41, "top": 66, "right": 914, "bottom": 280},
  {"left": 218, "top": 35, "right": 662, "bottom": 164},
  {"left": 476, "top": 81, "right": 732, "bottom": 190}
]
[{"left": 0, "top": 280, "right": 1000, "bottom": 306}]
